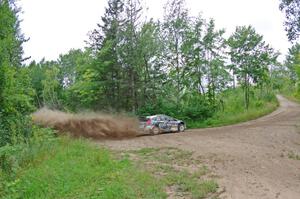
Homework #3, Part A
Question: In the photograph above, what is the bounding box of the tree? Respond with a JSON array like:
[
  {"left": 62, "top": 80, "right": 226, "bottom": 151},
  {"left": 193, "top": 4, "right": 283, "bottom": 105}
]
[
  {"left": 294, "top": 53, "right": 300, "bottom": 95},
  {"left": 118, "top": 0, "right": 143, "bottom": 112},
  {"left": 202, "top": 19, "right": 228, "bottom": 104},
  {"left": 137, "top": 20, "right": 166, "bottom": 105},
  {"left": 228, "top": 26, "right": 277, "bottom": 109},
  {"left": 42, "top": 66, "right": 62, "bottom": 109},
  {"left": 284, "top": 43, "right": 300, "bottom": 81},
  {"left": 0, "top": 0, "right": 22, "bottom": 106},
  {"left": 87, "top": 0, "right": 125, "bottom": 110},
  {"left": 182, "top": 16, "right": 229, "bottom": 105},
  {"left": 0, "top": 0, "right": 34, "bottom": 146},
  {"left": 58, "top": 49, "right": 87, "bottom": 88},
  {"left": 183, "top": 15, "right": 206, "bottom": 94},
  {"left": 163, "top": 0, "right": 190, "bottom": 107},
  {"left": 279, "top": 0, "right": 300, "bottom": 42},
  {"left": 67, "top": 47, "right": 109, "bottom": 110}
]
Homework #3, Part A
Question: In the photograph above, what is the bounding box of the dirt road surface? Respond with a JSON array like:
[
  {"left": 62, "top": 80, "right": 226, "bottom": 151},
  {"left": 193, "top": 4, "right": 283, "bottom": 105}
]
[{"left": 99, "top": 96, "right": 300, "bottom": 199}]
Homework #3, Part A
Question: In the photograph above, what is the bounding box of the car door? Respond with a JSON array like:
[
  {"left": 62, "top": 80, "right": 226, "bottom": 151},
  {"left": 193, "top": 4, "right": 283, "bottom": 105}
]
[
  {"left": 162, "top": 116, "right": 173, "bottom": 132},
  {"left": 157, "top": 116, "right": 168, "bottom": 132},
  {"left": 167, "top": 116, "right": 178, "bottom": 132},
  {"left": 156, "top": 116, "right": 165, "bottom": 131}
]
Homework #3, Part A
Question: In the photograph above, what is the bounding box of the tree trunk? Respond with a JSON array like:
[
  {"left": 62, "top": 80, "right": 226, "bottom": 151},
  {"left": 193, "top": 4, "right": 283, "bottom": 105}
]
[
  {"left": 244, "top": 74, "right": 249, "bottom": 110},
  {"left": 175, "top": 37, "right": 180, "bottom": 107}
]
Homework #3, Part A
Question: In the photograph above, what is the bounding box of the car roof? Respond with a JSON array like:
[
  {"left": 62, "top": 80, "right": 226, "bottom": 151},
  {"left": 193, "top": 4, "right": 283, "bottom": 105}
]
[{"left": 147, "top": 114, "right": 169, "bottom": 118}]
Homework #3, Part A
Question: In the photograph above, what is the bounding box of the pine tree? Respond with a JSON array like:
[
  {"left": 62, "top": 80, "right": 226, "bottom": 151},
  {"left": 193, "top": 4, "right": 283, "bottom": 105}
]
[
  {"left": 118, "top": 0, "right": 142, "bottom": 112},
  {"left": 88, "top": 0, "right": 125, "bottom": 110}
]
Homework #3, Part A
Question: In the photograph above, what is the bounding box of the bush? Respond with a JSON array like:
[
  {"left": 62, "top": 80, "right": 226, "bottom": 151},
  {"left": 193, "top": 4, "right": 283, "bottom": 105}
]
[
  {"left": 137, "top": 94, "right": 215, "bottom": 122},
  {"left": 0, "top": 127, "right": 56, "bottom": 197},
  {"left": 0, "top": 127, "right": 55, "bottom": 178},
  {"left": 0, "top": 66, "right": 35, "bottom": 147},
  {"left": 184, "top": 87, "right": 279, "bottom": 128},
  {"left": 0, "top": 115, "right": 33, "bottom": 147},
  {"left": 180, "top": 94, "right": 215, "bottom": 121}
]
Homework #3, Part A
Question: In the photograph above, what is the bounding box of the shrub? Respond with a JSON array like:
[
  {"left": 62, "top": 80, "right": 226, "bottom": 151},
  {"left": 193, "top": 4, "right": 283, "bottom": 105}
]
[
  {"left": 138, "top": 94, "right": 215, "bottom": 122},
  {"left": 0, "top": 127, "right": 55, "bottom": 178},
  {"left": 0, "top": 67, "right": 35, "bottom": 147},
  {"left": 180, "top": 95, "right": 215, "bottom": 121}
]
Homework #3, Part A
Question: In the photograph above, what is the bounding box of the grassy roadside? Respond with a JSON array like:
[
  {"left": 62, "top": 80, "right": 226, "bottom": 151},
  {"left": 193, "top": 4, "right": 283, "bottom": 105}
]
[
  {"left": 0, "top": 137, "right": 166, "bottom": 199},
  {"left": 279, "top": 84, "right": 300, "bottom": 104},
  {"left": 281, "top": 94, "right": 300, "bottom": 104},
  {"left": 188, "top": 88, "right": 279, "bottom": 128},
  {"left": 120, "top": 147, "right": 219, "bottom": 198},
  {"left": 0, "top": 135, "right": 218, "bottom": 199}
]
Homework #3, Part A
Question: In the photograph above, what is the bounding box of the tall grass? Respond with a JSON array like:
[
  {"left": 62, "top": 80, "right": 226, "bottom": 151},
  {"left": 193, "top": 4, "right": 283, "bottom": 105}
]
[
  {"left": 188, "top": 88, "right": 279, "bottom": 128},
  {"left": 280, "top": 83, "right": 300, "bottom": 103},
  {"left": 0, "top": 135, "right": 166, "bottom": 199},
  {"left": 0, "top": 130, "right": 219, "bottom": 199}
]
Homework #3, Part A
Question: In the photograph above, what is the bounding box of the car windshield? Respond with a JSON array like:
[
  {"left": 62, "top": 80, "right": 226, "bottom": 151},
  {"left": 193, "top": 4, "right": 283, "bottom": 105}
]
[{"left": 150, "top": 116, "right": 157, "bottom": 121}]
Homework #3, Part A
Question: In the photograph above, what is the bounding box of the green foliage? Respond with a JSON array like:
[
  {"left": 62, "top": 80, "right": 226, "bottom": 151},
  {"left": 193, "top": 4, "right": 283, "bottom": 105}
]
[
  {"left": 287, "top": 151, "right": 300, "bottom": 160},
  {"left": 188, "top": 88, "right": 278, "bottom": 128},
  {"left": 28, "top": 60, "right": 65, "bottom": 109},
  {"left": 295, "top": 53, "right": 300, "bottom": 77},
  {"left": 0, "top": 65, "right": 35, "bottom": 147},
  {"left": 279, "top": 0, "right": 300, "bottom": 42},
  {"left": 0, "top": 0, "right": 25, "bottom": 67},
  {"left": 278, "top": 44, "right": 300, "bottom": 101},
  {"left": 286, "top": 44, "right": 300, "bottom": 81},
  {"left": 41, "top": 66, "right": 62, "bottom": 109},
  {"left": 0, "top": 137, "right": 166, "bottom": 199},
  {"left": 163, "top": 0, "right": 190, "bottom": 106},
  {"left": 180, "top": 93, "right": 215, "bottom": 121},
  {"left": 67, "top": 67, "right": 102, "bottom": 110},
  {"left": 84, "top": 0, "right": 125, "bottom": 111},
  {"left": 228, "top": 25, "right": 278, "bottom": 109},
  {"left": 0, "top": 0, "right": 35, "bottom": 147},
  {"left": 0, "top": 127, "right": 55, "bottom": 178},
  {"left": 137, "top": 93, "right": 215, "bottom": 123}
]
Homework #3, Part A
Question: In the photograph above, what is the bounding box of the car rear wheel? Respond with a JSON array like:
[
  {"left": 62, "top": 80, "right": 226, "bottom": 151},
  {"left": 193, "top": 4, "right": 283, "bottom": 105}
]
[
  {"left": 178, "top": 124, "right": 185, "bottom": 132},
  {"left": 151, "top": 127, "right": 160, "bottom": 135}
]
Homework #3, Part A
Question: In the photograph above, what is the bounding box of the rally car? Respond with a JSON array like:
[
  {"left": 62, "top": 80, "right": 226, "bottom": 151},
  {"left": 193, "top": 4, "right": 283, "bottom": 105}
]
[{"left": 140, "top": 114, "right": 186, "bottom": 135}]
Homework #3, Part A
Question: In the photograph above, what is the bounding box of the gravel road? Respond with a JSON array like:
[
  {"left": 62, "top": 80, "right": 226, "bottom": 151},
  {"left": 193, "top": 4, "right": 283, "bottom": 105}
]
[{"left": 99, "top": 95, "right": 300, "bottom": 199}]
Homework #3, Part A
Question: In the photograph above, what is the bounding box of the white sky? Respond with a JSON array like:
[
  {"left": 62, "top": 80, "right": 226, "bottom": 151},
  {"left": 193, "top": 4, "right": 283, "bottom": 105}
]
[{"left": 19, "top": 0, "right": 291, "bottom": 63}]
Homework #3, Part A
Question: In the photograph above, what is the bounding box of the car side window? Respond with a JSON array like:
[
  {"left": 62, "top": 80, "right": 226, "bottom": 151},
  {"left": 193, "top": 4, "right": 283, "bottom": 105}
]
[
  {"left": 164, "top": 116, "right": 171, "bottom": 121},
  {"left": 163, "top": 116, "right": 169, "bottom": 121}
]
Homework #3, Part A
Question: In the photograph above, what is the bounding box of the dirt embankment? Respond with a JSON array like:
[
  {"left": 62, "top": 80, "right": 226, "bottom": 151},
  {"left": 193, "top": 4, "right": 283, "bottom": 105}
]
[{"left": 32, "top": 108, "right": 139, "bottom": 139}]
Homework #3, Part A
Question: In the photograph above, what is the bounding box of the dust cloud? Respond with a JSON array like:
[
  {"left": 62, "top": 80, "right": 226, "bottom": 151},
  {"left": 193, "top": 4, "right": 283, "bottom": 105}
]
[{"left": 32, "top": 108, "right": 140, "bottom": 139}]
